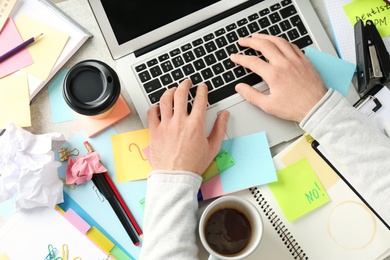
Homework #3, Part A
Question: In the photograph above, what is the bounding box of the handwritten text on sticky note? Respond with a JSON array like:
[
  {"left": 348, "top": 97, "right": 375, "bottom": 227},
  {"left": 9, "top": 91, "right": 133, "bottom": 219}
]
[
  {"left": 268, "top": 158, "right": 330, "bottom": 222},
  {"left": 343, "top": 0, "right": 390, "bottom": 38}
]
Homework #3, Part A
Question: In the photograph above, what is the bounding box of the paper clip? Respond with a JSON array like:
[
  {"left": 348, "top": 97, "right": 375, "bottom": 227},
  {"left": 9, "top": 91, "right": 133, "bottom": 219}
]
[
  {"left": 355, "top": 95, "right": 382, "bottom": 117},
  {"left": 93, "top": 185, "right": 105, "bottom": 202},
  {"left": 58, "top": 147, "right": 79, "bottom": 162},
  {"left": 45, "top": 244, "right": 59, "bottom": 260},
  {"left": 60, "top": 178, "right": 76, "bottom": 190},
  {"left": 62, "top": 244, "right": 69, "bottom": 260}
]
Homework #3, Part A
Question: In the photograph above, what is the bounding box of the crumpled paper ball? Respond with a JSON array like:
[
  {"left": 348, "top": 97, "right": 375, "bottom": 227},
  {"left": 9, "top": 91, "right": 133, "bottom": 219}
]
[
  {"left": 66, "top": 151, "right": 107, "bottom": 185},
  {"left": 0, "top": 123, "right": 65, "bottom": 210}
]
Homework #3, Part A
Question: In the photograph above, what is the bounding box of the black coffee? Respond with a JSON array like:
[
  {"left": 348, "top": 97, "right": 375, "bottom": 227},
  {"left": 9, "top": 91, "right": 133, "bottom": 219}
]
[{"left": 205, "top": 208, "right": 251, "bottom": 255}]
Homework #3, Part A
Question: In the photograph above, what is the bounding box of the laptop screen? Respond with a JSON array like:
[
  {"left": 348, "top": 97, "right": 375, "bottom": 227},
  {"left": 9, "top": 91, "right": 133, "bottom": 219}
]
[{"left": 101, "top": 0, "right": 220, "bottom": 45}]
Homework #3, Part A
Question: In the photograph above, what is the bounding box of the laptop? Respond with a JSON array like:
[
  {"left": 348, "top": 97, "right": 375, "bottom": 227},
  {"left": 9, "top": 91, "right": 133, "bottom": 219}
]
[{"left": 87, "top": 0, "right": 336, "bottom": 147}]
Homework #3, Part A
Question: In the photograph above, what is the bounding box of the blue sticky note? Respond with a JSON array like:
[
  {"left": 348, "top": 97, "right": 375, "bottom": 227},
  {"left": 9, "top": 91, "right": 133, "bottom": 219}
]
[
  {"left": 48, "top": 69, "right": 76, "bottom": 123},
  {"left": 56, "top": 127, "right": 145, "bottom": 259},
  {"left": 220, "top": 132, "right": 277, "bottom": 193},
  {"left": 305, "top": 47, "right": 356, "bottom": 97}
]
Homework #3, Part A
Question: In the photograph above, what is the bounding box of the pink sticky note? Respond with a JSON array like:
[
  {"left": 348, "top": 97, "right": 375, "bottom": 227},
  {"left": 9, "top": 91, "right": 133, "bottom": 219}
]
[
  {"left": 79, "top": 95, "right": 131, "bottom": 137},
  {"left": 0, "top": 19, "right": 33, "bottom": 78},
  {"left": 200, "top": 175, "right": 224, "bottom": 200},
  {"left": 63, "top": 208, "right": 91, "bottom": 234}
]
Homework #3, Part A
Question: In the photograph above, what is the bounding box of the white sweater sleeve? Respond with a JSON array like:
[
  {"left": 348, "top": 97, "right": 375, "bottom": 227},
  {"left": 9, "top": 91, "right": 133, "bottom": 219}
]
[
  {"left": 300, "top": 89, "right": 390, "bottom": 225},
  {"left": 139, "top": 170, "right": 202, "bottom": 260}
]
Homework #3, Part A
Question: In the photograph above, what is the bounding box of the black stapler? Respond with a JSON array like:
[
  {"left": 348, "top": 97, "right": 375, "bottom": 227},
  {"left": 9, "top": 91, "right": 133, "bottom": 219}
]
[{"left": 354, "top": 19, "right": 390, "bottom": 95}]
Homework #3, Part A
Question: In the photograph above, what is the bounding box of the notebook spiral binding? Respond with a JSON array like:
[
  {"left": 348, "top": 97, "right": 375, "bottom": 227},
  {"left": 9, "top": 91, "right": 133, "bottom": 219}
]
[{"left": 249, "top": 187, "right": 308, "bottom": 260}]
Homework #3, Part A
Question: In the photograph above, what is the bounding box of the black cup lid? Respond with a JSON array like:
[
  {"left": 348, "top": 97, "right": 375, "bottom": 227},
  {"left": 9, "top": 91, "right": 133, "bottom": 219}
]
[{"left": 63, "top": 60, "right": 121, "bottom": 116}]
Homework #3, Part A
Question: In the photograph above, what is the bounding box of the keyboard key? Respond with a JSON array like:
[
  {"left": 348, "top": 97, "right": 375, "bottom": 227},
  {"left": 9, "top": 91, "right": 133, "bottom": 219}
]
[
  {"left": 160, "top": 74, "right": 173, "bottom": 85},
  {"left": 144, "top": 78, "right": 161, "bottom": 93},
  {"left": 215, "top": 28, "right": 226, "bottom": 36},
  {"left": 150, "top": 66, "right": 162, "bottom": 77},
  {"left": 233, "top": 66, "right": 246, "bottom": 78},
  {"left": 215, "top": 49, "right": 228, "bottom": 61},
  {"left": 169, "top": 48, "right": 181, "bottom": 57},
  {"left": 290, "top": 15, "right": 308, "bottom": 35},
  {"left": 181, "top": 43, "right": 192, "bottom": 52},
  {"left": 147, "top": 58, "right": 158, "bottom": 67},
  {"left": 248, "top": 22, "right": 260, "bottom": 33},
  {"left": 208, "top": 73, "right": 262, "bottom": 105},
  {"left": 204, "top": 33, "right": 214, "bottom": 42},
  {"left": 205, "top": 41, "right": 217, "bottom": 53},
  {"left": 226, "top": 44, "right": 239, "bottom": 55},
  {"left": 226, "top": 23, "right": 237, "bottom": 31},
  {"left": 212, "top": 63, "right": 224, "bottom": 75},
  {"left": 161, "top": 61, "right": 173, "bottom": 73},
  {"left": 194, "top": 46, "right": 206, "bottom": 58},
  {"left": 222, "top": 59, "right": 235, "bottom": 70},
  {"left": 280, "top": 5, "right": 297, "bottom": 19},
  {"left": 192, "top": 38, "right": 203, "bottom": 47},
  {"left": 216, "top": 36, "right": 228, "bottom": 48},
  {"left": 270, "top": 3, "right": 281, "bottom": 11},
  {"left": 194, "top": 59, "right": 206, "bottom": 70},
  {"left": 258, "top": 17, "right": 271, "bottom": 28},
  {"left": 259, "top": 8, "right": 270, "bottom": 16},
  {"left": 226, "top": 31, "right": 238, "bottom": 43},
  {"left": 281, "top": 0, "right": 292, "bottom": 6},
  {"left": 287, "top": 28, "right": 299, "bottom": 40},
  {"left": 292, "top": 35, "right": 313, "bottom": 49},
  {"left": 237, "top": 18, "right": 248, "bottom": 27},
  {"left": 135, "top": 63, "right": 146, "bottom": 72},
  {"left": 269, "top": 12, "right": 281, "bottom": 24},
  {"left": 172, "top": 56, "right": 184, "bottom": 67},
  {"left": 279, "top": 20, "right": 292, "bottom": 31},
  {"left": 201, "top": 68, "right": 214, "bottom": 80},
  {"left": 158, "top": 54, "right": 169, "bottom": 62},
  {"left": 148, "top": 88, "right": 166, "bottom": 104},
  {"left": 183, "top": 51, "right": 195, "bottom": 62},
  {"left": 211, "top": 76, "right": 224, "bottom": 88},
  {"left": 269, "top": 24, "right": 281, "bottom": 36},
  {"left": 244, "top": 48, "right": 257, "bottom": 56},
  {"left": 248, "top": 13, "right": 259, "bottom": 21},
  {"left": 139, "top": 71, "right": 151, "bottom": 83},
  {"left": 190, "top": 73, "right": 202, "bottom": 84},
  {"left": 183, "top": 64, "right": 195, "bottom": 75},
  {"left": 204, "top": 54, "right": 217, "bottom": 66},
  {"left": 223, "top": 71, "right": 235, "bottom": 83},
  {"left": 237, "top": 26, "right": 250, "bottom": 37},
  {"left": 171, "top": 69, "right": 184, "bottom": 81}
]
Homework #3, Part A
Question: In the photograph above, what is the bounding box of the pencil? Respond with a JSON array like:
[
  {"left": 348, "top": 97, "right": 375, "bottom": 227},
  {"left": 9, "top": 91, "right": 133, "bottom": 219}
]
[
  {"left": 0, "top": 33, "right": 43, "bottom": 62},
  {"left": 84, "top": 141, "right": 141, "bottom": 246}
]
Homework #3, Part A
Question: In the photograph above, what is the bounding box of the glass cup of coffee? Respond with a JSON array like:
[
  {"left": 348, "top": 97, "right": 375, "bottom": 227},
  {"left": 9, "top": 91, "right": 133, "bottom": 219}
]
[
  {"left": 63, "top": 59, "right": 121, "bottom": 119},
  {"left": 199, "top": 195, "right": 263, "bottom": 260}
]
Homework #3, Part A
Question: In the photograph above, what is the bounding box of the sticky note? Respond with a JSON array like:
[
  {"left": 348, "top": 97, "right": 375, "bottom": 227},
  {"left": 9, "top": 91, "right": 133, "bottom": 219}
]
[
  {"left": 86, "top": 226, "right": 115, "bottom": 254},
  {"left": 15, "top": 14, "right": 69, "bottom": 81},
  {"left": 63, "top": 208, "right": 91, "bottom": 234},
  {"left": 111, "top": 128, "right": 152, "bottom": 182},
  {"left": 0, "top": 73, "right": 31, "bottom": 129},
  {"left": 268, "top": 158, "right": 330, "bottom": 222},
  {"left": 305, "top": 47, "right": 355, "bottom": 97},
  {"left": 281, "top": 137, "right": 339, "bottom": 190},
  {"left": 0, "top": 18, "right": 33, "bottom": 78},
  {"left": 343, "top": 0, "right": 390, "bottom": 38},
  {"left": 110, "top": 246, "right": 133, "bottom": 260},
  {"left": 48, "top": 69, "right": 76, "bottom": 123},
  {"left": 0, "top": 252, "right": 10, "bottom": 260}
]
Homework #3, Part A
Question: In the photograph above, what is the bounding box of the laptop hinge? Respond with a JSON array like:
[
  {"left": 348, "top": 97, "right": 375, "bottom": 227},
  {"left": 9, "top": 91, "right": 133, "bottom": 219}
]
[{"left": 134, "top": 0, "right": 264, "bottom": 57}]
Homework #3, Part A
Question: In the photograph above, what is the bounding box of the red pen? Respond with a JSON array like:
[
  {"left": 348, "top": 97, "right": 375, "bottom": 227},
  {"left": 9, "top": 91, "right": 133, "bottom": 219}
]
[{"left": 84, "top": 141, "right": 142, "bottom": 245}]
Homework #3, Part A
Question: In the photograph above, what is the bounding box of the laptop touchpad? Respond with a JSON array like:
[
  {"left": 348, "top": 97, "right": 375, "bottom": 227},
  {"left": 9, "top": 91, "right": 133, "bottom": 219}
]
[{"left": 221, "top": 101, "right": 299, "bottom": 144}]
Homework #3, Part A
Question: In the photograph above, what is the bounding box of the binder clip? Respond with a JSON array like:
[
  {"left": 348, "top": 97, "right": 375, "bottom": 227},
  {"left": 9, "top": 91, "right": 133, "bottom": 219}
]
[
  {"left": 354, "top": 19, "right": 390, "bottom": 96},
  {"left": 57, "top": 147, "right": 79, "bottom": 162}
]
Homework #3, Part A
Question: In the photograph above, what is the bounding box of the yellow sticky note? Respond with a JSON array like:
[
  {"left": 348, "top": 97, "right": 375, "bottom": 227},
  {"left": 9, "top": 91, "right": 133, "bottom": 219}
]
[
  {"left": 86, "top": 226, "right": 115, "bottom": 254},
  {"left": 281, "top": 137, "right": 339, "bottom": 190},
  {"left": 0, "top": 252, "right": 10, "bottom": 260},
  {"left": 0, "top": 73, "right": 31, "bottom": 128},
  {"left": 268, "top": 158, "right": 330, "bottom": 222},
  {"left": 15, "top": 14, "right": 69, "bottom": 80},
  {"left": 111, "top": 128, "right": 152, "bottom": 182},
  {"left": 343, "top": 0, "right": 390, "bottom": 38}
]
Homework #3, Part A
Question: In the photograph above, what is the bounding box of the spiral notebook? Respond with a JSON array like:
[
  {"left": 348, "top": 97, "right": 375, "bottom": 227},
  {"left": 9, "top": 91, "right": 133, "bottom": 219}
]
[{"left": 198, "top": 136, "right": 390, "bottom": 259}]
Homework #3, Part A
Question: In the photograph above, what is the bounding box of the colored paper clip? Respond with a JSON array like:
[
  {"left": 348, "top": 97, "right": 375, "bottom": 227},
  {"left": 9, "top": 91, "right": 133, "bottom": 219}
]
[
  {"left": 58, "top": 147, "right": 79, "bottom": 162},
  {"left": 45, "top": 244, "right": 58, "bottom": 260}
]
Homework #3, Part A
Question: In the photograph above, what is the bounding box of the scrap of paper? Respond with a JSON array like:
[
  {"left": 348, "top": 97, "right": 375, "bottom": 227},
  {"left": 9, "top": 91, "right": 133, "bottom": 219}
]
[
  {"left": 0, "top": 0, "right": 18, "bottom": 32},
  {"left": 281, "top": 137, "right": 339, "bottom": 190},
  {"left": 0, "top": 252, "right": 10, "bottom": 260},
  {"left": 305, "top": 47, "right": 356, "bottom": 97},
  {"left": 15, "top": 14, "right": 69, "bottom": 80},
  {"left": 48, "top": 69, "right": 76, "bottom": 123},
  {"left": 268, "top": 158, "right": 330, "bottom": 222},
  {"left": 0, "top": 18, "right": 33, "bottom": 78},
  {"left": 0, "top": 73, "right": 31, "bottom": 128},
  {"left": 200, "top": 132, "right": 277, "bottom": 200},
  {"left": 343, "top": 0, "right": 390, "bottom": 38},
  {"left": 111, "top": 128, "right": 152, "bottom": 182}
]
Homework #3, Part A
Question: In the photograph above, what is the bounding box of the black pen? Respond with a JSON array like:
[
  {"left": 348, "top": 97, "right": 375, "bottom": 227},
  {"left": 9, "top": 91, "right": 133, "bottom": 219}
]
[{"left": 84, "top": 141, "right": 140, "bottom": 246}]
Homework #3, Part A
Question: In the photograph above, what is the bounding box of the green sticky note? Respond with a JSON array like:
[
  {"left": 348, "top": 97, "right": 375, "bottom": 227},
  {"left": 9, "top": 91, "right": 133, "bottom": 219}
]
[
  {"left": 215, "top": 150, "right": 235, "bottom": 172},
  {"left": 268, "top": 158, "right": 330, "bottom": 222},
  {"left": 343, "top": 0, "right": 390, "bottom": 38}
]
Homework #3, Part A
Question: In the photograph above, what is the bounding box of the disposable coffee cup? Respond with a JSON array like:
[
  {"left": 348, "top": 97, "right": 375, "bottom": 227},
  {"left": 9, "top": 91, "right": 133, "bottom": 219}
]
[
  {"left": 63, "top": 60, "right": 121, "bottom": 119},
  {"left": 199, "top": 196, "right": 263, "bottom": 260}
]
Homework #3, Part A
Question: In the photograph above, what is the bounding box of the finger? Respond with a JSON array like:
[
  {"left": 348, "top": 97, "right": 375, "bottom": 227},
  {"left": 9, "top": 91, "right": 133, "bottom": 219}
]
[
  {"left": 230, "top": 53, "right": 270, "bottom": 78},
  {"left": 208, "top": 110, "right": 230, "bottom": 156},
  {"left": 159, "top": 87, "right": 176, "bottom": 120},
  {"left": 190, "top": 83, "right": 208, "bottom": 118},
  {"left": 237, "top": 36, "right": 285, "bottom": 62},
  {"left": 174, "top": 79, "right": 192, "bottom": 116},
  {"left": 250, "top": 33, "right": 299, "bottom": 61},
  {"left": 235, "top": 83, "right": 269, "bottom": 109},
  {"left": 147, "top": 105, "right": 161, "bottom": 130}
]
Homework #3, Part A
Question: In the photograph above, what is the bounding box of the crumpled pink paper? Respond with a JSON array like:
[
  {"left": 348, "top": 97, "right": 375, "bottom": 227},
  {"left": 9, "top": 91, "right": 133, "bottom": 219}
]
[{"left": 66, "top": 151, "right": 107, "bottom": 185}]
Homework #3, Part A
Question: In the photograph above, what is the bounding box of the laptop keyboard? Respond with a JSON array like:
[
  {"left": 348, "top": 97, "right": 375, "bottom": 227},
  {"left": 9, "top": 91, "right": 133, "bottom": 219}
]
[{"left": 135, "top": 0, "right": 313, "bottom": 110}]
